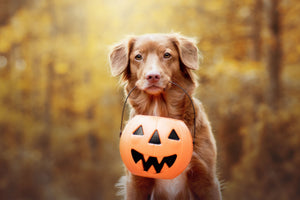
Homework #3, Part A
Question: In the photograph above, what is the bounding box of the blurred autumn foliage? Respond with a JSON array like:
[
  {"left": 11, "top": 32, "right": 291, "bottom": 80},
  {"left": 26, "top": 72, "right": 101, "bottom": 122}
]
[{"left": 0, "top": 0, "right": 299, "bottom": 199}]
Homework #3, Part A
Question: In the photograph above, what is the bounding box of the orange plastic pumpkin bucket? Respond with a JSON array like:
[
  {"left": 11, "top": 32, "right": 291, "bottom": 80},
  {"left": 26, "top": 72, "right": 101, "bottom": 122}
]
[{"left": 120, "top": 115, "right": 193, "bottom": 179}]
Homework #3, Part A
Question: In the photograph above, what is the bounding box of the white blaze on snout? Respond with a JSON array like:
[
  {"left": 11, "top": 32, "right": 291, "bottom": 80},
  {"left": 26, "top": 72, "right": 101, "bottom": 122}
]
[{"left": 144, "top": 53, "right": 161, "bottom": 80}]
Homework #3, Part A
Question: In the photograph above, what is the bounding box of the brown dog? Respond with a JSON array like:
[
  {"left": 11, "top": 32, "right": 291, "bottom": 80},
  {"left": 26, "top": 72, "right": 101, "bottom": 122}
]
[{"left": 109, "top": 33, "right": 222, "bottom": 200}]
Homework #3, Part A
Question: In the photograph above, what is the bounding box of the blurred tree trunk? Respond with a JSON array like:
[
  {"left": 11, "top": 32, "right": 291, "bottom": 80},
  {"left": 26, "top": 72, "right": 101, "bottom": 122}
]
[
  {"left": 265, "top": 0, "right": 282, "bottom": 109},
  {"left": 43, "top": 61, "right": 54, "bottom": 147},
  {"left": 37, "top": 2, "right": 57, "bottom": 199},
  {"left": 40, "top": 1, "right": 57, "bottom": 154},
  {"left": 250, "top": 0, "right": 262, "bottom": 61}
]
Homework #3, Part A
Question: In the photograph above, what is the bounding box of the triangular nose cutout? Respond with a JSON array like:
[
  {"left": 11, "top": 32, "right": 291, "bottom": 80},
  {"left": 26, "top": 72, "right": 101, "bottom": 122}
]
[
  {"left": 149, "top": 130, "right": 161, "bottom": 145},
  {"left": 168, "top": 129, "right": 180, "bottom": 140}
]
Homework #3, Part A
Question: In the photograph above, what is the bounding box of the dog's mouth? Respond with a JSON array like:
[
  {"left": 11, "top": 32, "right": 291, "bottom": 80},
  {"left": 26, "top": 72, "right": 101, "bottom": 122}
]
[
  {"left": 131, "top": 149, "right": 177, "bottom": 173},
  {"left": 144, "top": 85, "right": 164, "bottom": 95},
  {"left": 136, "top": 78, "right": 170, "bottom": 95}
]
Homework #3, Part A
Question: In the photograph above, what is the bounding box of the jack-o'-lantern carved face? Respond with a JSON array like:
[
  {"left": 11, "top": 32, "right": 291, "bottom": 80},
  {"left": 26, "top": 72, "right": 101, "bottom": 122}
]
[{"left": 119, "top": 115, "right": 193, "bottom": 179}]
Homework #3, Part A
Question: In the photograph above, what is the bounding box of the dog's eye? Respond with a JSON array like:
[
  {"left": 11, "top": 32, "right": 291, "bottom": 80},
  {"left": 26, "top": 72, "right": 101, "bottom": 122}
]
[
  {"left": 135, "top": 54, "right": 143, "bottom": 61},
  {"left": 163, "top": 52, "right": 171, "bottom": 59}
]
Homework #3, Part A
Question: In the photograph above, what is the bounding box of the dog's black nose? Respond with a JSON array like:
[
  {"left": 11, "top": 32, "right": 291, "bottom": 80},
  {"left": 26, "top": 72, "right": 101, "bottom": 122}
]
[{"left": 146, "top": 72, "right": 161, "bottom": 83}]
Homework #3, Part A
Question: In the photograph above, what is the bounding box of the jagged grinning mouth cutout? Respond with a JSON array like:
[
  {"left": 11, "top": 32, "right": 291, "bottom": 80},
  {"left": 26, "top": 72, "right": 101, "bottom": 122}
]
[{"left": 131, "top": 149, "right": 177, "bottom": 173}]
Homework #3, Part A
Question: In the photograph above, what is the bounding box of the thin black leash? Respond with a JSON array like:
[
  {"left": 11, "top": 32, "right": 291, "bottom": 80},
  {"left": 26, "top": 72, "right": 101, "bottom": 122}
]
[
  {"left": 119, "top": 85, "right": 137, "bottom": 137},
  {"left": 119, "top": 81, "right": 196, "bottom": 143},
  {"left": 168, "top": 81, "right": 196, "bottom": 142}
]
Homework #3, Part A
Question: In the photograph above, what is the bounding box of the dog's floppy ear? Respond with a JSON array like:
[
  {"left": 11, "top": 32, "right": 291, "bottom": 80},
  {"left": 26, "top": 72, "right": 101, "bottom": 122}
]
[
  {"left": 109, "top": 37, "right": 135, "bottom": 79},
  {"left": 172, "top": 34, "right": 200, "bottom": 70}
]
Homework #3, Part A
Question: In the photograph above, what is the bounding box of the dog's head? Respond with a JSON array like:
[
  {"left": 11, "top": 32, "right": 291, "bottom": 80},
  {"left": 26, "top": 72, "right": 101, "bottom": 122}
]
[{"left": 109, "top": 33, "right": 200, "bottom": 95}]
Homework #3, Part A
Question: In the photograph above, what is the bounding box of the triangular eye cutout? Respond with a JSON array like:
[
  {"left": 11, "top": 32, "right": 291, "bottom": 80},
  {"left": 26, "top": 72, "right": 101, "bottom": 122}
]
[
  {"left": 168, "top": 129, "right": 180, "bottom": 140},
  {"left": 133, "top": 125, "right": 144, "bottom": 136},
  {"left": 149, "top": 130, "right": 161, "bottom": 145}
]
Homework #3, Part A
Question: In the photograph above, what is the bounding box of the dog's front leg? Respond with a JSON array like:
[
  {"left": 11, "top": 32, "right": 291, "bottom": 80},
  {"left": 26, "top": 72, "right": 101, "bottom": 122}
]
[
  {"left": 126, "top": 173, "right": 155, "bottom": 200},
  {"left": 187, "top": 153, "right": 222, "bottom": 200}
]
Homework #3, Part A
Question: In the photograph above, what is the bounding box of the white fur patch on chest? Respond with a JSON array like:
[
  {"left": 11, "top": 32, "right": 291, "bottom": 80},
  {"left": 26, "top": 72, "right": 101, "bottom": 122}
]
[
  {"left": 153, "top": 173, "right": 187, "bottom": 199},
  {"left": 153, "top": 100, "right": 159, "bottom": 116}
]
